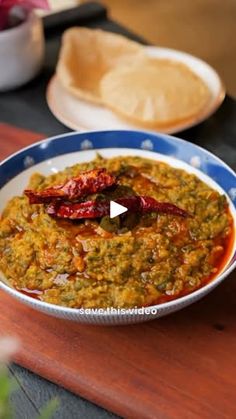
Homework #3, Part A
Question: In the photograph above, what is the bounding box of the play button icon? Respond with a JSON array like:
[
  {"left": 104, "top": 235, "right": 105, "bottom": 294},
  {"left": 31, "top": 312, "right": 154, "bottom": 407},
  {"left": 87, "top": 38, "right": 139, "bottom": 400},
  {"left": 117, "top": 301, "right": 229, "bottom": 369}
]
[{"left": 110, "top": 201, "right": 128, "bottom": 219}]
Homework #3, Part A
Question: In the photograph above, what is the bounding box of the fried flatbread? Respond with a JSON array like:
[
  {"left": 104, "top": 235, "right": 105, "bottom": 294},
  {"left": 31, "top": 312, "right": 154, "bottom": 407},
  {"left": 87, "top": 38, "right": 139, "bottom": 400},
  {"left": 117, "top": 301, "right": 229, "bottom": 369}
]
[
  {"left": 100, "top": 59, "right": 211, "bottom": 127},
  {"left": 57, "top": 27, "right": 145, "bottom": 104}
]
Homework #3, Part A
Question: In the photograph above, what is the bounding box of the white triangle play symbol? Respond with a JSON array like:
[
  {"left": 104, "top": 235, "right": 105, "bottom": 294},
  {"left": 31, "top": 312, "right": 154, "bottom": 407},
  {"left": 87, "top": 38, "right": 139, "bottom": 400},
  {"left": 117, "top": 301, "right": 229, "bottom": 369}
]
[{"left": 110, "top": 201, "right": 128, "bottom": 219}]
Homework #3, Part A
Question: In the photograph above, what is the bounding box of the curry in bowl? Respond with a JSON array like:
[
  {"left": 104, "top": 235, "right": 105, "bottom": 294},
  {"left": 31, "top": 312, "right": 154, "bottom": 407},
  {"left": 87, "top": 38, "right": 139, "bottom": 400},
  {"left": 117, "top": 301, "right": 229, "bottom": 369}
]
[{"left": 0, "top": 155, "right": 233, "bottom": 309}]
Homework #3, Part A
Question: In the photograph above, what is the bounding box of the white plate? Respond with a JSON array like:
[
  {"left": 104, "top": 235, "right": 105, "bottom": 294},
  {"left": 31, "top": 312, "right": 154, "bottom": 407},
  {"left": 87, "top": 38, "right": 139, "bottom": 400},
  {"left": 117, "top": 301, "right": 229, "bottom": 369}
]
[{"left": 47, "top": 46, "right": 225, "bottom": 134}]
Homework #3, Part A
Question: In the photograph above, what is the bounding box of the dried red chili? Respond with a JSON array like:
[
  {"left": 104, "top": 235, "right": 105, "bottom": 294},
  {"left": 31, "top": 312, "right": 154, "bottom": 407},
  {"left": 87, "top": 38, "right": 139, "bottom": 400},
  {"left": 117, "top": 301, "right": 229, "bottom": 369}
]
[
  {"left": 46, "top": 196, "right": 189, "bottom": 219},
  {"left": 47, "top": 200, "right": 110, "bottom": 219},
  {"left": 24, "top": 169, "right": 116, "bottom": 204}
]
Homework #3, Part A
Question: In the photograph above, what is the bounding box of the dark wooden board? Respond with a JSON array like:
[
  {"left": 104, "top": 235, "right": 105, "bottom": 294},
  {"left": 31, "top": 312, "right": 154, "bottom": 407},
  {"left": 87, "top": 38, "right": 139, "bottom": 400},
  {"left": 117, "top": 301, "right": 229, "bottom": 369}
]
[
  {"left": 9, "top": 364, "right": 116, "bottom": 419},
  {"left": 9, "top": 365, "right": 38, "bottom": 419},
  {"left": 1, "top": 124, "right": 236, "bottom": 419}
]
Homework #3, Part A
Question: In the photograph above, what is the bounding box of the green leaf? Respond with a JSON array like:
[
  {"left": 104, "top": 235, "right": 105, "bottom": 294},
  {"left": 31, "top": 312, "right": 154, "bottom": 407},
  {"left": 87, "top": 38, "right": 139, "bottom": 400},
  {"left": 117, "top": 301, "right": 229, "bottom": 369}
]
[
  {"left": 0, "top": 368, "right": 10, "bottom": 402},
  {"left": 0, "top": 368, "right": 12, "bottom": 419},
  {"left": 100, "top": 215, "right": 120, "bottom": 233},
  {"left": 38, "top": 398, "right": 59, "bottom": 419}
]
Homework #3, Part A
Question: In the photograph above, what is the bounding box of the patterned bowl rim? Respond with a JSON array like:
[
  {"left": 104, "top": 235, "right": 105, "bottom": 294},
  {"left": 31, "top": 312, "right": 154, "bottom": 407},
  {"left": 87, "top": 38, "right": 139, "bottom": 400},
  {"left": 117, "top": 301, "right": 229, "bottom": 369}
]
[{"left": 0, "top": 129, "right": 235, "bottom": 317}]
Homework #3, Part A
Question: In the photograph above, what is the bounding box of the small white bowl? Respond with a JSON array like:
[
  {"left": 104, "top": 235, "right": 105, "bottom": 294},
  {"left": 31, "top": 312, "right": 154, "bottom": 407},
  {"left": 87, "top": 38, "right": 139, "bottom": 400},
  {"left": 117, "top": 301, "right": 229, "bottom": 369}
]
[
  {"left": 0, "top": 11, "right": 45, "bottom": 91},
  {"left": 0, "top": 130, "right": 235, "bottom": 325}
]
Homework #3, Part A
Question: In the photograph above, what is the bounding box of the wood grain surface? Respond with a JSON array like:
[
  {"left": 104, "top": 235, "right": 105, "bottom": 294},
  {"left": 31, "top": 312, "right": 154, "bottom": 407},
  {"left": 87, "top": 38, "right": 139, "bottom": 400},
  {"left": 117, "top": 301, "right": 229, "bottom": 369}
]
[
  {"left": 1, "top": 123, "right": 236, "bottom": 419},
  {"left": 0, "top": 123, "right": 43, "bottom": 160}
]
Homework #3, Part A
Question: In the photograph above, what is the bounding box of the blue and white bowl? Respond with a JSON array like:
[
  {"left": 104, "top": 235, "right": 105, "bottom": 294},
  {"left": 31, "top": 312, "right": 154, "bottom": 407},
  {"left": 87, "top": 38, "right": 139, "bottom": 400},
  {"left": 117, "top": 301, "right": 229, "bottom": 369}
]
[{"left": 0, "top": 130, "right": 235, "bottom": 325}]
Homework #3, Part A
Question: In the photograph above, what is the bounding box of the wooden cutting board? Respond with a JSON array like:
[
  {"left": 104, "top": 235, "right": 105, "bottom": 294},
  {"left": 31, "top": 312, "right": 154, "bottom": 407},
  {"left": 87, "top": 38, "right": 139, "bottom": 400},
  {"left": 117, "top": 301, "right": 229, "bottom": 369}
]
[{"left": 0, "top": 123, "right": 236, "bottom": 419}]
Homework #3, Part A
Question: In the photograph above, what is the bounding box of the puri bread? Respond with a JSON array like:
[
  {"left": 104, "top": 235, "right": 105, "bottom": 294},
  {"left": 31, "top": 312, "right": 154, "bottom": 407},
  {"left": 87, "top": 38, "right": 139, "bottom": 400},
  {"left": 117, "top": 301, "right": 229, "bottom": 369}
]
[
  {"left": 100, "top": 59, "right": 211, "bottom": 127},
  {"left": 56, "top": 27, "right": 145, "bottom": 104}
]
